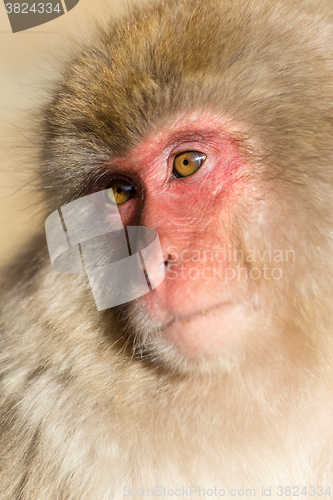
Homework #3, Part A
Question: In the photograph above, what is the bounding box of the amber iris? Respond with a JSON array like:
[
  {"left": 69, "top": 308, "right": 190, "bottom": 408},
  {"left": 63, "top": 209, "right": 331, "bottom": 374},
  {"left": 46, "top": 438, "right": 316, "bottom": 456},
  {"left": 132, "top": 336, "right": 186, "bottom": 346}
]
[
  {"left": 173, "top": 151, "right": 206, "bottom": 178},
  {"left": 106, "top": 180, "right": 136, "bottom": 205}
]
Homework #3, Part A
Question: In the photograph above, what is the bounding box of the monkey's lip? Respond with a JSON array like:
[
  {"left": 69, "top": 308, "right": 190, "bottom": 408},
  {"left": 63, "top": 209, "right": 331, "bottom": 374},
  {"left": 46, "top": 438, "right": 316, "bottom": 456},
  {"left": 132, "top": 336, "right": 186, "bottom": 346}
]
[
  {"left": 157, "top": 300, "right": 243, "bottom": 354},
  {"left": 166, "top": 301, "right": 234, "bottom": 326},
  {"left": 139, "top": 299, "right": 246, "bottom": 356},
  {"left": 143, "top": 285, "right": 237, "bottom": 327},
  {"left": 143, "top": 287, "right": 233, "bottom": 325}
]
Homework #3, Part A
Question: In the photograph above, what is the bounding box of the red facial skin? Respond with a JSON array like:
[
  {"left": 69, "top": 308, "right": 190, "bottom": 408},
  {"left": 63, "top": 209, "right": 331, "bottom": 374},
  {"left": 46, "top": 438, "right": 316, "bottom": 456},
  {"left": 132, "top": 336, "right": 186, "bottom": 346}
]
[{"left": 105, "top": 115, "right": 258, "bottom": 356}]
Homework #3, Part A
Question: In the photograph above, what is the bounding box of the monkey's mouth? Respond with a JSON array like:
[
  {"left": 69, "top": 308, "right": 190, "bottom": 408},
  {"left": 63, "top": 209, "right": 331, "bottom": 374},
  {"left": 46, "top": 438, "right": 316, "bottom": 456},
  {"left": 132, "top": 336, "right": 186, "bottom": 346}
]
[
  {"left": 122, "top": 294, "right": 247, "bottom": 357},
  {"left": 157, "top": 301, "right": 245, "bottom": 355},
  {"left": 164, "top": 301, "right": 233, "bottom": 328}
]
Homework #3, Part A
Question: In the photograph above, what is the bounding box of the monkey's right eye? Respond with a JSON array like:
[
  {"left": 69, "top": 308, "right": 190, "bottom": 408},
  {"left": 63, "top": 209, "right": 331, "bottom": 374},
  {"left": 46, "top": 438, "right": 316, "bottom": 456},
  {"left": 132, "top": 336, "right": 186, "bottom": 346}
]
[{"left": 105, "top": 180, "right": 136, "bottom": 205}]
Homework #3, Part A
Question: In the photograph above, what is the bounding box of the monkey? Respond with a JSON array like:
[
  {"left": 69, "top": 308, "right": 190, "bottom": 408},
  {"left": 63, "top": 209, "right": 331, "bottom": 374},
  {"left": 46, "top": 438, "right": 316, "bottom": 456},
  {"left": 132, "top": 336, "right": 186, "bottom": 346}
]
[{"left": 2, "top": 0, "right": 333, "bottom": 497}]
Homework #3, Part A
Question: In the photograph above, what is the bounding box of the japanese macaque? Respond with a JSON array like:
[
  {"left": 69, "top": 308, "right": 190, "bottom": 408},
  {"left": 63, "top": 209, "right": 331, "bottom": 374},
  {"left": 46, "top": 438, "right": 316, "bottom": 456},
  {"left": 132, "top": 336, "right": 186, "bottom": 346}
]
[{"left": 2, "top": 0, "right": 333, "bottom": 498}]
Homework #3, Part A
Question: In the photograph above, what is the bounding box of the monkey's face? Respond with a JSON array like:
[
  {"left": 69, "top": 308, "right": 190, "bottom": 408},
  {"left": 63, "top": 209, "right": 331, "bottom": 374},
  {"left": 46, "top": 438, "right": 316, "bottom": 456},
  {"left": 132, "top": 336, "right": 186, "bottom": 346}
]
[{"left": 105, "top": 112, "right": 293, "bottom": 370}]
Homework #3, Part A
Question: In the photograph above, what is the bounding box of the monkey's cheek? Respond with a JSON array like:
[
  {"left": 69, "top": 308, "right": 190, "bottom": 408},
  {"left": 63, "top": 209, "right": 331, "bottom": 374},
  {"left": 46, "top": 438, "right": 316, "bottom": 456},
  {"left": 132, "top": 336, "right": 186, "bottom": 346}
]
[{"left": 162, "top": 303, "right": 249, "bottom": 355}]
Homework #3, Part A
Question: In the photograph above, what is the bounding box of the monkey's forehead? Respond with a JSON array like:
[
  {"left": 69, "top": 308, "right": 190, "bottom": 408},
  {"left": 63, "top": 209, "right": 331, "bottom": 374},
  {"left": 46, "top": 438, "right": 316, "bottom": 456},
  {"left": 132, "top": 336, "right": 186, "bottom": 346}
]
[{"left": 42, "top": 0, "right": 333, "bottom": 167}]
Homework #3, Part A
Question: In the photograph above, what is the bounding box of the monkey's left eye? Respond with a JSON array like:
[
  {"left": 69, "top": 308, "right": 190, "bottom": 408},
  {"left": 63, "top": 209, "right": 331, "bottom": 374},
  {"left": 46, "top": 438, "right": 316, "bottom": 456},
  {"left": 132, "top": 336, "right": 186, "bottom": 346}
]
[
  {"left": 173, "top": 151, "right": 206, "bottom": 178},
  {"left": 105, "top": 180, "right": 136, "bottom": 205}
]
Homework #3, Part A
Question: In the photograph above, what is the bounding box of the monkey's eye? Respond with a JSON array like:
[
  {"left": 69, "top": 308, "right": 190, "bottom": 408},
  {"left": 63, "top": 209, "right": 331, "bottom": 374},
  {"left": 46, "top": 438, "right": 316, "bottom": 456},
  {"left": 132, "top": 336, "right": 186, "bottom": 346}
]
[
  {"left": 173, "top": 151, "right": 206, "bottom": 178},
  {"left": 105, "top": 180, "right": 136, "bottom": 205}
]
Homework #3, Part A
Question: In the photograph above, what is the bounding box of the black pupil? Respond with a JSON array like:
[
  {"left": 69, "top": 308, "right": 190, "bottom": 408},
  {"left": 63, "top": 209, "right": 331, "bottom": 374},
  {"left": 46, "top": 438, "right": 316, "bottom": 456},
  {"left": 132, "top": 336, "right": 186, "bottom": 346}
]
[
  {"left": 183, "top": 159, "right": 189, "bottom": 165},
  {"left": 117, "top": 187, "right": 122, "bottom": 193}
]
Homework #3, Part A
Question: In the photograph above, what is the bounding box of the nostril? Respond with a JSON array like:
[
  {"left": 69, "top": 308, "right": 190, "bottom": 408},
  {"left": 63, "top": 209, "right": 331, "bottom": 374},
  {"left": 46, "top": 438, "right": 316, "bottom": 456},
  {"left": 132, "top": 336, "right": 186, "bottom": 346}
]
[{"left": 164, "top": 254, "right": 172, "bottom": 267}]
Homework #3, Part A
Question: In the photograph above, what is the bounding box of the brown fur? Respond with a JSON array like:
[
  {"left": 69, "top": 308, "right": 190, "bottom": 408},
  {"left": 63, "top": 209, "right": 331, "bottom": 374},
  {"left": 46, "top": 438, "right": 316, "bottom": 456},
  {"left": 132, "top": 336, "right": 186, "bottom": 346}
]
[{"left": 2, "top": 0, "right": 333, "bottom": 497}]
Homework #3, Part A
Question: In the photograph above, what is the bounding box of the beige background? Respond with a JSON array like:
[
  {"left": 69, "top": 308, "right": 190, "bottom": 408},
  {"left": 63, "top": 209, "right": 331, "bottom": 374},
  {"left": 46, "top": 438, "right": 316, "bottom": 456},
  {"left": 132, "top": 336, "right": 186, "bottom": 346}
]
[{"left": 0, "top": 0, "right": 132, "bottom": 267}]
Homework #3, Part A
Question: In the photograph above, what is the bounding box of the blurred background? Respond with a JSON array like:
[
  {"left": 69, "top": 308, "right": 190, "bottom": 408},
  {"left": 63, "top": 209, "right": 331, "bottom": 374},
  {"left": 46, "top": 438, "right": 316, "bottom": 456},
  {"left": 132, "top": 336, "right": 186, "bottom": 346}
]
[{"left": 0, "top": 0, "right": 132, "bottom": 267}]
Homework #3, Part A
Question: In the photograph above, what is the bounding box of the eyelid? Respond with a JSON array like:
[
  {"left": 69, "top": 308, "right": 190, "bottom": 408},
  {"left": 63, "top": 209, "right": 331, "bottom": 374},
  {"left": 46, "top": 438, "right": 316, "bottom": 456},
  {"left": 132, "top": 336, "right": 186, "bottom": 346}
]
[
  {"left": 169, "top": 141, "right": 209, "bottom": 157},
  {"left": 100, "top": 173, "right": 144, "bottom": 201}
]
